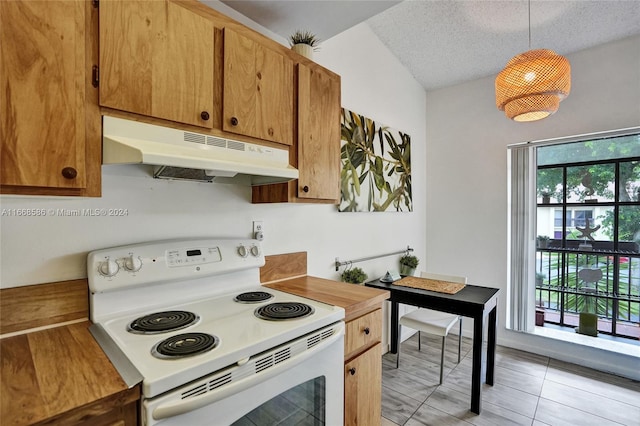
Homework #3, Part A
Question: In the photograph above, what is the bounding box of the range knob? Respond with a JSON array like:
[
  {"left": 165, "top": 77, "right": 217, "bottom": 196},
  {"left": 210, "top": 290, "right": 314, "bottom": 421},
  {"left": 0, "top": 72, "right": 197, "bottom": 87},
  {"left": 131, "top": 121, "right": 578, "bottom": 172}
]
[
  {"left": 250, "top": 245, "right": 261, "bottom": 257},
  {"left": 99, "top": 258, "right": 119, "bottom": 277},
  {"left": 123, "top": 255, "right": 142, "bottom": 272},
  {"left": 237, "top": 245, "right": 248, "bottom": 258}
]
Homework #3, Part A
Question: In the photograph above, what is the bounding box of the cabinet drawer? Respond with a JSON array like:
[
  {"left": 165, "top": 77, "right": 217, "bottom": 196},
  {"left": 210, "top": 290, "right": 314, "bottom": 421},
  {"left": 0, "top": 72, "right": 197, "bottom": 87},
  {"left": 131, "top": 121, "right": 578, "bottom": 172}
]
[{"left": 345, "top": 309, "right": 382, "bottom": 359}]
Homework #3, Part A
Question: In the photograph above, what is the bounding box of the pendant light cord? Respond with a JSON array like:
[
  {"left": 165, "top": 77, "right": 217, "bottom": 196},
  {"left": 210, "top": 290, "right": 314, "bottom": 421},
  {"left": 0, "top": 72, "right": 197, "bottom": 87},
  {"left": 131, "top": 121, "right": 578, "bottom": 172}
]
[{"left": 528, "top": 0, "right": 531, "bottom": 49}]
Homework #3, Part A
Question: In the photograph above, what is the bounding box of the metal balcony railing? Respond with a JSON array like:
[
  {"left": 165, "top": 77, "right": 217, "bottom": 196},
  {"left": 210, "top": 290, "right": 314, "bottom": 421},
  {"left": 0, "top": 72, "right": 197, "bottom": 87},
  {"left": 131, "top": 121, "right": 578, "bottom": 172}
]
[{"left": 535, "top": 242, "right": 640, "bottom": 340}]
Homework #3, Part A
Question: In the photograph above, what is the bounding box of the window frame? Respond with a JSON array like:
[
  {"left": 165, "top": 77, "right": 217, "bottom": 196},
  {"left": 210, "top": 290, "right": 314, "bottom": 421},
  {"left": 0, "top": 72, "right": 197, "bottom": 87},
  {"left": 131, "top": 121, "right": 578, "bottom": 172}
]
[{"left": 507, "top": 126, "right": 640, "bottom": 336}]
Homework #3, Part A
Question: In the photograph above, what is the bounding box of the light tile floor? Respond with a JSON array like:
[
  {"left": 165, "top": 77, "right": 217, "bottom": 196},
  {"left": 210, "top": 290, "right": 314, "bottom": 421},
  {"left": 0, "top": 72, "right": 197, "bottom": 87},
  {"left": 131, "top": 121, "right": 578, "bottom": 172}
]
[{"left": 381, "top": 333, "right": 640, "bottom": 426}]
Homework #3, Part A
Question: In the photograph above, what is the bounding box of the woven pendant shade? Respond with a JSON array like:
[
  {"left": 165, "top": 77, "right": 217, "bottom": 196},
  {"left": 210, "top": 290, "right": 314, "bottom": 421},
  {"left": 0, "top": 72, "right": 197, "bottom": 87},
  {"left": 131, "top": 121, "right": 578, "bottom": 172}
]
[{"left": 495, "top": 49, "right": 571, "bottom": 122}]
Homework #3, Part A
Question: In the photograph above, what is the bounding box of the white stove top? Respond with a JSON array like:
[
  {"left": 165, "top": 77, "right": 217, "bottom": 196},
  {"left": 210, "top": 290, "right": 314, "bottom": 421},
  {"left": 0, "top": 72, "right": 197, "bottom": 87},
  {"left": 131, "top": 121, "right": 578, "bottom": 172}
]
[
  {"left": 100, "top": 286, "right": 343, "bottom": 397},
  {"left": 87, "top": 238, "right": 345, "bottom": 398}
]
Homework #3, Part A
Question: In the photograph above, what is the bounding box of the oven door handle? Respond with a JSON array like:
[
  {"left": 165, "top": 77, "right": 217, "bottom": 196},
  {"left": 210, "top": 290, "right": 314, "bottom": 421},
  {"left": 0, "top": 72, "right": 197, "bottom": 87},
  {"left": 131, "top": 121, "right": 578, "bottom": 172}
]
[{"left": 152, "top": 325, "right": 344, "bottom": 420}]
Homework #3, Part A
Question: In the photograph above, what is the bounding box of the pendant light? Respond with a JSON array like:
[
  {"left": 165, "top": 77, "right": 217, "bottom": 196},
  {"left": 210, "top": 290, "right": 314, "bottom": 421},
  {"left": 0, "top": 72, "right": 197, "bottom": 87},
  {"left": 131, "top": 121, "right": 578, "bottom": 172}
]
[{"left": 495, "top": 0, "right": 571, "bottom": 122}]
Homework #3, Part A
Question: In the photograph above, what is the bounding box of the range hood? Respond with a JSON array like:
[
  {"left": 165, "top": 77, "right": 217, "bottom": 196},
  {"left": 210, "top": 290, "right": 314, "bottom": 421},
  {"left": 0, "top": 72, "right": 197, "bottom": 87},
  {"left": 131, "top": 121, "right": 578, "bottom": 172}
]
[{"left": 102, "top": 116, "right": 298, "bottom": 186}]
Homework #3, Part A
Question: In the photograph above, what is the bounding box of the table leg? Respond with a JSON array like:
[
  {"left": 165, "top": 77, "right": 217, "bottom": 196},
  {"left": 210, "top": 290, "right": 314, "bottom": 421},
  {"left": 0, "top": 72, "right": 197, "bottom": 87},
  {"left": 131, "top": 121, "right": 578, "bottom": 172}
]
[
  {"left": 486, "top": 306, "right": 497, "bottom": 386},
  {"left": 471, "top": 315, "right": 483, "bottom": 414},
  {"left": 390, "top": 300, "right": 399, "bottom": 354}
]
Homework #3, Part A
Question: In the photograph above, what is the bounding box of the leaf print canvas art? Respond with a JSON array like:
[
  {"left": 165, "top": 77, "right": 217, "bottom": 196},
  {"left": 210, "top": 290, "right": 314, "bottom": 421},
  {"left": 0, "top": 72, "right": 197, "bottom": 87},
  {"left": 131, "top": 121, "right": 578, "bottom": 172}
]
[{"left": 339, "top": 108, "right": 412, "bottom": 212}]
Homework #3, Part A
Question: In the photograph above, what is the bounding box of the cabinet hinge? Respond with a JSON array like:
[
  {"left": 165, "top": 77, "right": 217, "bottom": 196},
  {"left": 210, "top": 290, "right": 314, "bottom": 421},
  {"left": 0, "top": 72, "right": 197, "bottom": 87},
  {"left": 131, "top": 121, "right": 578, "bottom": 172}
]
[
  {"left": 92, "top": 65, "right": 99, "bottom": 88},
  {"left": 92, "top": 0, "right": 98, "bottom": 8}
]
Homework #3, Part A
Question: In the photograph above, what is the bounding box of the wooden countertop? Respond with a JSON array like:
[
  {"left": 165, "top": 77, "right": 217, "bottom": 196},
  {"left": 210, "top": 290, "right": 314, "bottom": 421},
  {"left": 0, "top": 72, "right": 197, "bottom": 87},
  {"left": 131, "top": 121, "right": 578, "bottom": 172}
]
[
  {"left": 264, "top": 276, "right": 390, "bottom": 322},
  {"left": 0, "top": 261, "right": 388, "bottom": 424},
  {"left": 0, "top": 320, "right": 139, "bottom": 425}
]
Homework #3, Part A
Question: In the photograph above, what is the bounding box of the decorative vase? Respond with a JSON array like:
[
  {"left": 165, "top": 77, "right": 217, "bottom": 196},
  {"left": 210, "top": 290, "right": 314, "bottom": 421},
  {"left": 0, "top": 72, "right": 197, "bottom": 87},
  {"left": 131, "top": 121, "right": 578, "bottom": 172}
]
[
  {"left": 292, "top": 43, "right": 313, "bottom": 59},
  {"left": 577, "top": 312, "right": 598, "bottom": 336}
]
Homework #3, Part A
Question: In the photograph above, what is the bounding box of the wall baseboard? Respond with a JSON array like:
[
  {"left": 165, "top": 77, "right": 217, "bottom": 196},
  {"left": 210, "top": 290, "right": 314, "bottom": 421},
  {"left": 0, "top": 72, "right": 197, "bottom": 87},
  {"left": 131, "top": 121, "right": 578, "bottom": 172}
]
[{"left": 497, "top": 328, "right": 640, "bottom": 381}]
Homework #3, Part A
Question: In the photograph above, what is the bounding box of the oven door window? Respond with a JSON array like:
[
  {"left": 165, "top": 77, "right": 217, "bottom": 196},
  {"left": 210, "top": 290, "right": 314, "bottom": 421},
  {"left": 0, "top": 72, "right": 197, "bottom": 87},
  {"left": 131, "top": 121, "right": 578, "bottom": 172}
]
[{"left": 231, "top": 376, "right": 326, "bottom": 425}]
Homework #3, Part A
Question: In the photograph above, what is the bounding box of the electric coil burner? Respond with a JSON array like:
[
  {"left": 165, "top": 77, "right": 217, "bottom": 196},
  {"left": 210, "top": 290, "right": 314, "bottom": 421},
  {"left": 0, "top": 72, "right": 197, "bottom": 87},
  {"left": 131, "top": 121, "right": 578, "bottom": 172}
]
[
  {"left": 254, "top": 302, "right": 315, "bottom": 321},
  {"left": 152, "top": 332, "right": 219, "bottom": 359},
  {"left": 233, "top": 291, "right": 274, "bottom": 303},
  {"left": 128, "top": 310, "right": 199, "bottom": 334}
]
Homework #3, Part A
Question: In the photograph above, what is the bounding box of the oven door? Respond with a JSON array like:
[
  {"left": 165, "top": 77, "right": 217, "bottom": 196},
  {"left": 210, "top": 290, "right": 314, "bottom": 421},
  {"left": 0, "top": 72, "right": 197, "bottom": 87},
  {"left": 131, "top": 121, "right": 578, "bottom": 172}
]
[{"left": 143, "top": 322, "right": 344, "bottom": 426}]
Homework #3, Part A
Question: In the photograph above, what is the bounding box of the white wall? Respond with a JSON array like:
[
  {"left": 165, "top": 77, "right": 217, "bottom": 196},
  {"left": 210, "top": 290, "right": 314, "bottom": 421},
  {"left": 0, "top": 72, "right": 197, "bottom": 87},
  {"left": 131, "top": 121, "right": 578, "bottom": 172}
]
[
  {"left": 425, "top": 35, "right": 640, "bottom": 379},
  {"left": 0, "top": 22, "right": 427, "bottom": 292}
]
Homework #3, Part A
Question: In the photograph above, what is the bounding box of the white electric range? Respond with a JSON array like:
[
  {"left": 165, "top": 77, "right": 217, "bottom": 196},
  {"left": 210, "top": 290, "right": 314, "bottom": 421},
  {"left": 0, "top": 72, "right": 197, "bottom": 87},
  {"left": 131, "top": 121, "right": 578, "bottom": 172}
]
[{"left": 88, "top": 238, "right": 345, "bottom": 426}]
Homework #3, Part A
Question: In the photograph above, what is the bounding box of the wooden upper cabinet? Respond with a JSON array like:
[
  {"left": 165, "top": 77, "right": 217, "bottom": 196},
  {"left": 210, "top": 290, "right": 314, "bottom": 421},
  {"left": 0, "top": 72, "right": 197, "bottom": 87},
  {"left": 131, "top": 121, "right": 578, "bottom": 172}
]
[
  {"left": 99, "top": 0, "right": 214, "bottom": 128},
  {"left": 223, "top": 28, "right": 294, "bottom": 146},
  {"left": 251, "top": 61, "right": 341, "bottom": 204},
  {"left": 297, "top": 62, "right": 341, "bottom": 201},
  {"left": 0, "top": 0, "right": 97, "bottom": 193}
]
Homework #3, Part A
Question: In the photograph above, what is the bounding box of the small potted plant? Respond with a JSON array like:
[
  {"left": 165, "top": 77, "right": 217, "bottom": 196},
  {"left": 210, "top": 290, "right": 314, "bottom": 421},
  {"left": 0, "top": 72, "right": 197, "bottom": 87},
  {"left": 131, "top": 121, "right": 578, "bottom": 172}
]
[
  {"left": 536, "top": 235, "right": 550, "bottom": 249},
  {"left": 399, "top": 254, "right": 419, "bottom": 276},
  {"left": 341, "top": 267, "right": 368, "bottom": 285},
  {"left": 541, "top": 191, "right": 551, "bottom": 204},
  {"left": 289, "top": 29, "right": 320, "bottom": 59}
]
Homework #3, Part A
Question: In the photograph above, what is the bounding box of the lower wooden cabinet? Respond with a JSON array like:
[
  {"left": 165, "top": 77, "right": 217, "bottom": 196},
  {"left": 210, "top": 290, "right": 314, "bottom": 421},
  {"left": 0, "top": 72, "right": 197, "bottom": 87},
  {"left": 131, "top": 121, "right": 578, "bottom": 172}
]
[
  {"left": 78, "top": 400, "right": 138, "bottom": 426},
  {"left": 343, "top": 308, "right": 383, "bottom": 426},
  {"left": 345, "top": 342, "right": 382, "bottom": 426},
  {"left": 261, "top": 274, "right": 389, "bottom": 426}
]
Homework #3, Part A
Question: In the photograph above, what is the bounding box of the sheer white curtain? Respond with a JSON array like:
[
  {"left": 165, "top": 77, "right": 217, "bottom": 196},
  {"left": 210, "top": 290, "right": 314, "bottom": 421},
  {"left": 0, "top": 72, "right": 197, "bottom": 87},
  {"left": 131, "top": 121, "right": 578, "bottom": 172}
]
[{"left": 506, "top": 144, "right": 537, "bottom": 332}]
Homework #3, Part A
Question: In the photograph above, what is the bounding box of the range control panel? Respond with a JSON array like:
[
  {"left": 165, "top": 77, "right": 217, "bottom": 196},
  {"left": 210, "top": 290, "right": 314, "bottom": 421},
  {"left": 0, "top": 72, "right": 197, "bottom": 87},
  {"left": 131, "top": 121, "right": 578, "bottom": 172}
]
[
  {"left": 87, "top": 238, "right": 263, "bottom": 293},
  {"left": 166, "top": 246, "right": 222, "bottom": 268}
]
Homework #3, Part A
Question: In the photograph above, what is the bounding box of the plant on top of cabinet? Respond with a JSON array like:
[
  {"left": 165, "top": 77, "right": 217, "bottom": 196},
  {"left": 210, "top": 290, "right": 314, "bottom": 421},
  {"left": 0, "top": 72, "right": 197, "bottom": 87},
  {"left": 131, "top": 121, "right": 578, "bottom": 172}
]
[{"left": 289, "top": 29, "right": 320, "bottom": 59}]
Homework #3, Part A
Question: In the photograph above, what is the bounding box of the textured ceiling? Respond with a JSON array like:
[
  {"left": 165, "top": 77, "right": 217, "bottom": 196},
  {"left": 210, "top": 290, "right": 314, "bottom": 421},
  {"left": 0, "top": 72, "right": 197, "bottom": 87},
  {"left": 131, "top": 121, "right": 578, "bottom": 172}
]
[
  {"left": 219, "top": 0, "right": 401, "bottom": 43},
  {"left": 368, "top": 1, "right": 640, "bottom": 90},
  {"left": 218, "top": 0, "right": 640, "bottom": 91}
]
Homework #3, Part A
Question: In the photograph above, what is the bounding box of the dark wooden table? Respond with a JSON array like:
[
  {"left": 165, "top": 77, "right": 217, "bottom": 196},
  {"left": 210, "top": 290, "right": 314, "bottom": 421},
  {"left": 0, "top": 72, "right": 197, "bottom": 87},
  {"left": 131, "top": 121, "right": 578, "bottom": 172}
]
[{"left": 365, "top": 278, "right": 499, "bottom": 414}]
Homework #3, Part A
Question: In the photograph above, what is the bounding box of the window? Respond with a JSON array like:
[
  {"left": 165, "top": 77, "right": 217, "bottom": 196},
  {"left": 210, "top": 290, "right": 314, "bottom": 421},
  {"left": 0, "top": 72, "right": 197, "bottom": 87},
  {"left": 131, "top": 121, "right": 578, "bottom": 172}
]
[
  {"left": 572, "top": 210, "right": 593, "bottom": 227},
  {"left": 507, "top": 129, "right": 640, "bottom": 341}
]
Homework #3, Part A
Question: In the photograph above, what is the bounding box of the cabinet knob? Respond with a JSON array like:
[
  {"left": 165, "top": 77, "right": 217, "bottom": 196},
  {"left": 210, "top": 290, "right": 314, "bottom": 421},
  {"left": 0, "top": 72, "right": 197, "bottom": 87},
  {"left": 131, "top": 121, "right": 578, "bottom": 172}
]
[
  {"left": 230, "top": 117, "right": 239, "bottom": 126},
  {"left": 201, "top": 111, "right": 210, "bottom": 121},
  {"left": 302, "top": 186, "right": 309, "bottom": 193},
  {"left": 349, "top": 368, "right": 356, "bottom": 376},
  {"left": 364, "top": 327, "right": 370, "bottom": 335},
  {"left": 61, "top": 167, "right": 77, "bottom": 179}
]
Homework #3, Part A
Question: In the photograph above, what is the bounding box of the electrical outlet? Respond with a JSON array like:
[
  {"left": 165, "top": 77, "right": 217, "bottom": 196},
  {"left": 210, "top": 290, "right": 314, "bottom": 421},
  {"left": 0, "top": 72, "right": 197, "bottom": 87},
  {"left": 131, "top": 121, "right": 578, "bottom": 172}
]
[{"left": 253, "top": 221, "right": 264, "bottom": 240}]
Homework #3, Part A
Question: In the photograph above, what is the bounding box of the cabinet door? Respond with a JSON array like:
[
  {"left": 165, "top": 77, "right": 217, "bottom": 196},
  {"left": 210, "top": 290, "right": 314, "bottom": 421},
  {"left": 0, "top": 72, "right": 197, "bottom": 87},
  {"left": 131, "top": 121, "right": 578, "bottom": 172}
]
[
  {"left": 297, "top": 63, "right": 340, "bottom": 201},
  {"left": 344, "top": 342, "right": 382, "bottom": 426},
  {"left": 223, "top": 28, "right": 293, "bottom": 145},
  {"left": 1, "top": 0, "right": 87, "bottom": 189},
  {"left": 100, "top": 0, "right": 214, "bottom": 128}
]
